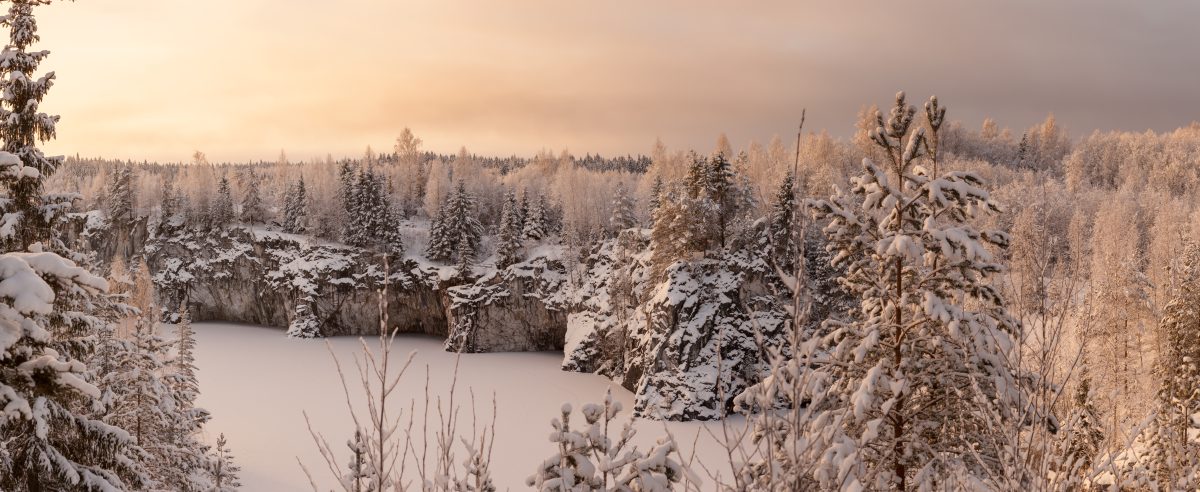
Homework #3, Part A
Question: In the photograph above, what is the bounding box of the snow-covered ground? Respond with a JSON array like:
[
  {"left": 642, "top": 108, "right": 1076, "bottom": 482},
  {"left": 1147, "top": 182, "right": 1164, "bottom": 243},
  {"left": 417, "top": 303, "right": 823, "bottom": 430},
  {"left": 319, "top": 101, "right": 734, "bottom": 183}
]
[{"left": 191, "top": 322, "right": 742, "bottom": 491}]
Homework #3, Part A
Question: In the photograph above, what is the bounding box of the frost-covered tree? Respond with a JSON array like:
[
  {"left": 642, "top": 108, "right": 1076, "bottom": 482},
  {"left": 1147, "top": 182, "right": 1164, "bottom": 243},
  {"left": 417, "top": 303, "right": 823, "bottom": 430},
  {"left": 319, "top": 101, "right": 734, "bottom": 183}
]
[
  {"left": 208, "top": 433, "right": 242, "bottom": 492},
  {"left": 523, "top": 191, "right": 547, "bottom": 241},
  {"left": 102, "top": 310, "right": 183, "bottom": 487},
  {"left": 707, "top": 151, "right": 737, "bottom": 246},
  {"left": 164, "top": 303, "right": 212, "bottom": 487},
  {"left": 0, "top": 2, "right": 147, "bottom": 488},
  {"left": 455, "top": 232, "right": 476, "bottom": 280},
  {"left": 159, "top": 172, "right": 183, "bottom": 231},
  {"left": 1061, "top": 369, "right": 1105, "bottom": 478},
  {"left": 767, "top": 171, "right": 797, "bottom": 271},
  {"left": 496, "top": 191, "right": 523, "bottom": 269},
  {"left": 394, "top": 127, "right": 426, "bottom": 217},
  {"left": 648, "top": 174, "right": 664, "bottom": 219},
  {"left": 792, "top": 93, "right": 1030, "bottom": 489},
  {"left": 0, "top": 0, "right": 70, "bottom": 250},
  {"left": 608, "top": 183, "right": 637, "bottom": 234},
  {"left": 344, "top": 168, "right": 404, "bottom": 255},
  {"left": 282, "top": 174, "right": 309, "bottom": 234},
  {"left": 1148, "top": 242, "right": 1200, "bottom": 489},
  {"left": 527, "top": 390, "right": 694, "bottom": 491},
  {"left": 648, "top": 188, "right": 690, "bottom": 281},
  {"left": 343, "top": 428, "right": 375, "bottom": 492},
  {"left": 240, "top": 170, "right": 265, "bottom": 226},
  {"left": 107, "top": 164, "right": 136, "bottom": 226},
  {"left": 426, "top": 181, "right": 482, "bottom": 263},
  {"left": 211, "top": 175, "right": 235, "bottom": 228}
]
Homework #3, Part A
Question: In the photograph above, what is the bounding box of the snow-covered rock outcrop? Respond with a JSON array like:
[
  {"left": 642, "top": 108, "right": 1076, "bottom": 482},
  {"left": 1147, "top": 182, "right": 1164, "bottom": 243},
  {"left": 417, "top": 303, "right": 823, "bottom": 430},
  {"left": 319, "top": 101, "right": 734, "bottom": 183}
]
[
  {"left": 563, "top": 228, "right": 792, "bottom": 421},
  {"left": 445, "top": 251, "right": 569, "bottom": 353},
  {"left": 128, "top": 225, "right": 571, "bottom": 353},
  {"left": 146, "top": 227, "right": 446, "bottom": 337}
]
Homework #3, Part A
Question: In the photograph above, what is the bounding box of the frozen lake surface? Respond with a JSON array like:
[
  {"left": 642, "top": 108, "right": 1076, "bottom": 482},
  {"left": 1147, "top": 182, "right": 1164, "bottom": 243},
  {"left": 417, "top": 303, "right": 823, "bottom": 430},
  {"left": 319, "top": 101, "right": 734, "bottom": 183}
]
[{"left": 190, "top": 322, "right": 740, "bottom": 491}]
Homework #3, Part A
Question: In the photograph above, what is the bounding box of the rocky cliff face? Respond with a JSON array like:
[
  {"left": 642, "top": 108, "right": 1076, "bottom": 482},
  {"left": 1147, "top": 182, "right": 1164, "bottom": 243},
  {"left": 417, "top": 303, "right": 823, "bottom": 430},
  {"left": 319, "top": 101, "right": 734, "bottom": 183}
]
[
  {"left": 563, "top": 227, "right": 792, "bottom": 421},
  {"left": 131, "top": 224, "right": 571, "bottom": 353},
  {"left": 144, "top": 227, "right": 447, "bottom": 337},
  {"left": 445, "top": 252, "right": 570, "bottom": 353}
]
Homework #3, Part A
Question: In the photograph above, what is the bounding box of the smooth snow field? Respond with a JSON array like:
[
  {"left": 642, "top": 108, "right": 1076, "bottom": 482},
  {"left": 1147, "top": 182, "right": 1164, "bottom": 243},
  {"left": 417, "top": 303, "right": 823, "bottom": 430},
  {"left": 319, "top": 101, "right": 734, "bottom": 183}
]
[{"left": 191, "top": 322, "right": 741, "bottom": 491}]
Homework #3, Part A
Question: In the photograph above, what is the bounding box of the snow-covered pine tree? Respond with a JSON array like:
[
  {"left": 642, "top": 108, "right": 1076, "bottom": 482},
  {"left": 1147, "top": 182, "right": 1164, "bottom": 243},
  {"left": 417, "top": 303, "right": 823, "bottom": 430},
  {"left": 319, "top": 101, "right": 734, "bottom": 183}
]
[
  {"left": 523, "top": 191, "right": 546, "bottom": 241},
  {"left": 107, "top": 164, "right": 136, "bottom": 227},
  {"left": 496, "top": 191, "right": 523, "bottom": 269},
  {"left": 339, "top": 160, "right": 358, "bottom": 235},
  {"left": 648, "top": 188, "right": 689, "bottom": 281},
  {"left": 425, "top": 199, "right": 454, "bottom": 261},
  {"left": 160, "top": 172, "right": 181, "bottom": 231},
  {"left": 0, "top": 2, "right": 147, "bottom": 488},
  {"left": 767, "top": 171, "right": 797, "bottom": 272},
  {"left": 609, "top": 183, "right": 637, "bottom": 234},
  {"left": 0, "top": 2, "right": 69, "bottom": 250},
  {"left": 684, "top": 151, "right": 709, "bottom": 198},
  {"left": 425, "top": 181, "right": 481, "bottom": 264},
  {"left": 345, "top": 168, "right": 404, "bottom": 256},
  {"left": 516, "top": 187, "right": 529, "bottom": 233},
  {"left": 455, "top": 231, "right": 476, "bottom": 280},
  {"left": 794, "top": 93, "right": 1030, "bottom": 489},
  {"left": 282, "top": 174, "right": 309, "bottom": 234},
  {"left": 164, "top": 303, "right": 212, "bottom": 487},
  {"left": 208, "top": 433, "right": 242, "bottom": 492},
  {"left": 1149, "top": 241, "right": 1200, "bottom": 489},
  {"left": 240, "top": 170, "right": 265, "bottom": 226},
  {"left": 343, "top": 428, "right": 375, "bottom": 492},
  {"left": 527, "top": 389, "right": 693, "bottom": 491},
  {"left": 648, "top": 174, "right": 664, "bottom": 224},
  {"left": 212, "top": 175, "right": 235, "bottom": 228},
  {"left": 707, "top": 150, "right": 737, "bottom": 246},
  {"left": 102, "top": 309, "right": 179, "bottom": 486}
]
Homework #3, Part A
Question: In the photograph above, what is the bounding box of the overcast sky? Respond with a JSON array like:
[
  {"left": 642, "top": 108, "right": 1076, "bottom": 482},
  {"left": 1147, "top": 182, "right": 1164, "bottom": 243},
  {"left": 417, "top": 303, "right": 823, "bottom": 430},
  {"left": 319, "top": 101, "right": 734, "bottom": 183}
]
[{"left": 36, "top": 0, "right": 1200, "bottom": 162}]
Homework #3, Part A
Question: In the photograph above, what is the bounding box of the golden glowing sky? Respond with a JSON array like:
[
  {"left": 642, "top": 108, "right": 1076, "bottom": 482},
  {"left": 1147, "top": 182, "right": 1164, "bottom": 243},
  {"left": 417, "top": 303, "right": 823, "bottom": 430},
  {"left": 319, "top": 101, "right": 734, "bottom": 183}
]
[{"left": 35, "top": 1, "right": 1200, "bottom": 162}]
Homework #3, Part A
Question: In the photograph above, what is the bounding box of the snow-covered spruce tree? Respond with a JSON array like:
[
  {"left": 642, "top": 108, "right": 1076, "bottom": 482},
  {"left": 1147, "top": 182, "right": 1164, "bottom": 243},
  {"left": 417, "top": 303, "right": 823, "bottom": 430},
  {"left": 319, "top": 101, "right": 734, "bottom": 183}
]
[
  {"left": 0, "top": 2, "right": 147, "bottom": 489},
  {"left": 211, "top": 175, "right": 235, "bottom": 228},
  {"left": 0, "top": 1, "right": 69, "bottom": 250},
  {"left": 648, "top": 174, "right": 664, "bottom": 219},
  {"left": 1148, "top": 241, "right": 1200, "bottom": 489},
  {"left": 707, "top": 150, "right": 737, "bottom": 247},
  {"left": 516, "top": 187, "right": 529, "bottom": 232},
  {"left": 426, "top": 181, "right": 482, "bottom": 264},
  {"left": 208, "top": 433, "right": 242, "bottom": 492},
  {"left": 344, "top": 167, "right": 404, "bottom": 256},
  {"left": 527, "top": 389, "right": 695, "bottom": 491},
  {"left": 159, "top": 172, "right": 183, "bottom": 231},
  {"left": 425, "top": 198, "right": 454, "bottom": 261},
  {"left": 106, "top": 164, "right": 136, "bottom": 227},
  {"left": 343, "top": 428, "right": 376, "bottom": 492},
  {"left": 239, "top": 169, "right": 265, "bottom": 226},
  {"left": 282, "top": 174, "right": 308, "bottom": 234},
  {"left": 455, "top": 232, "right": 476, "bottom": 280},
  {"left": 791, "top": 93, "right": 1029, "bottom": 489},
  {"left": 609, "top": 182, "right": 637, "bottom": 235},
  {"left": 523, "top": 190, "right": 547, "bottom": 241},
  {"left": 496, "top": 190, "right": 523, "bottom": 269},
  {"left": 648, "top": 187, "right": 690, "bottom": 281},
  {"left": 767, "top": 171, "right": 797, "bottom": 272},
  {"left": 101, "top": 311, "right": 181, "bottom": 487},
  {"left": 163, "top": 303, "right": 213, "bottom": 490}
]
